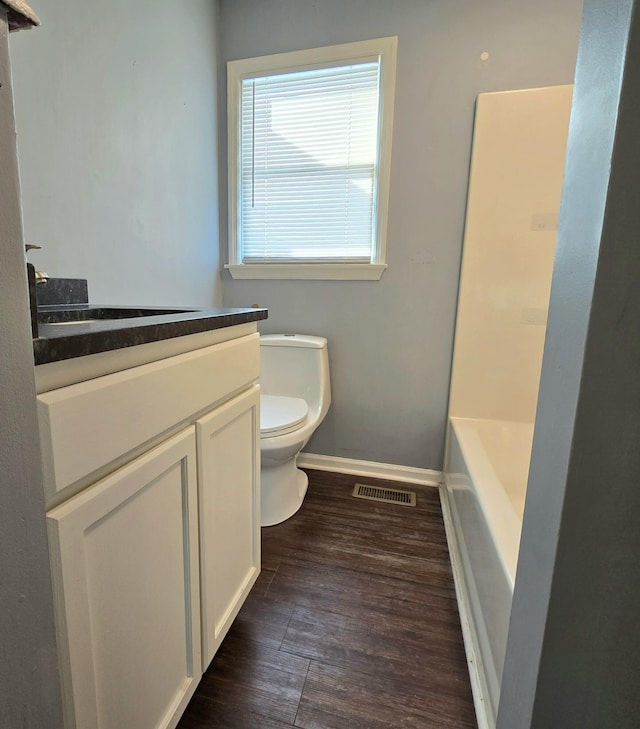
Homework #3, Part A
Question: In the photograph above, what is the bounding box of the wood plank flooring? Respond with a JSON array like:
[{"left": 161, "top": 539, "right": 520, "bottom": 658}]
[{"left": 178, "top": 470, "right": 477, "bottom": 729}]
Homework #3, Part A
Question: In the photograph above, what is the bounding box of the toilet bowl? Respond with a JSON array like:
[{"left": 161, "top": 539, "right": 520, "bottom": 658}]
[{"left": 259, "top": 334, "right": 331, "bottom": 526}]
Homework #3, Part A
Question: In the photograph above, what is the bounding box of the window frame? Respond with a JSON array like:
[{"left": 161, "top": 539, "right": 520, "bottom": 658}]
[{"left": 225, "top": 36, "right": 397, "bottom": 281}]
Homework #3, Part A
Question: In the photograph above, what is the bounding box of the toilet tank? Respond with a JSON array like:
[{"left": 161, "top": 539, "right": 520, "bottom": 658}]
[{"left": 260, "top": 334, "right": 331, "bottom": 418}]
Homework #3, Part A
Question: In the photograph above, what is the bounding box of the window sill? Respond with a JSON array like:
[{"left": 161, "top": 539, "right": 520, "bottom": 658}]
[{"left": 225, "top": 263, "right": 387, "bottom": 281}]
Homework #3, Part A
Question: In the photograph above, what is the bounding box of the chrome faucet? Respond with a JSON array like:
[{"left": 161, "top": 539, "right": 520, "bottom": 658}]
[{"left": 25, "top": 244, "right": 48, "bottom": 284}]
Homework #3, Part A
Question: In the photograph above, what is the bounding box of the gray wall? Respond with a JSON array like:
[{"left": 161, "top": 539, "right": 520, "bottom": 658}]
[
  {"left": 9, "top": 0, "right": 222, "bottom": 308},
  {"left": 0, "top": 12, "right": 63, "bottom": 726},
  {"left": 498, "top": 0, "right": 640, "bottom": 725},
  {"left": 220, "top": 0, "right": 584, "bottom": 469}
]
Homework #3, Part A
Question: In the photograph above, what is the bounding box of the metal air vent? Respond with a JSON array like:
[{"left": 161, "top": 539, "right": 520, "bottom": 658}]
[{"left": 352, "top": 483, "right": 416, "bottom": 507}]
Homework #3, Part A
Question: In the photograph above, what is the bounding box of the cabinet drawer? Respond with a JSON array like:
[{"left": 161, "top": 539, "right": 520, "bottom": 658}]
[{"left": 38, "top": 333, "right": 259, "bottom": 504}]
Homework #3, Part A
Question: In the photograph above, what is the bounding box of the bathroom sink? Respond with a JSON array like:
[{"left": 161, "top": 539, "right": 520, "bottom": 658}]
[{"left": 38, "top": 307, "right": 198, "bottom": 325}]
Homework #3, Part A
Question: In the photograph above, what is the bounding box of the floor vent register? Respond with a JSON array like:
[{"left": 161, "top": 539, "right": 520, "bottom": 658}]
[{"left": 352, "top": 483, "right": 417, "bottom": 507}]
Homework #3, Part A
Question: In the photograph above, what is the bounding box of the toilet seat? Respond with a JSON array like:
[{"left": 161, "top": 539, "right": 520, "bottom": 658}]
[{"left": 260, "top": 395, "right": 309, "bottom": 437}]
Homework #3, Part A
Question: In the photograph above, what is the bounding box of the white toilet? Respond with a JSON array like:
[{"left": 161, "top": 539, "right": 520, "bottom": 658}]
[{"left": 259, "top": 334, "right": 331, "bottom": 526}]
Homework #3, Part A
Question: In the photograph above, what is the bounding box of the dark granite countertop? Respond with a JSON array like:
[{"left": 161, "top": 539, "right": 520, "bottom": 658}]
[{"left": 34, "top": 305, "right": 268, "bottom": 366}]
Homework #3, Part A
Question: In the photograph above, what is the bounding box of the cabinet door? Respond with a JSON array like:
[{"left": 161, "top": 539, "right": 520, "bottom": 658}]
[
  {"left": 197, "top": 384, "right": 261, "bottom": 668},
  {"left": 47, "top": 428, "right": 201, "bottom": 729}
]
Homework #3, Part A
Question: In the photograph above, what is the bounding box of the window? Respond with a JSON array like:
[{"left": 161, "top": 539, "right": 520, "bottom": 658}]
[{"left": 226, "top": 37, "right": 397, "bottom": 280}]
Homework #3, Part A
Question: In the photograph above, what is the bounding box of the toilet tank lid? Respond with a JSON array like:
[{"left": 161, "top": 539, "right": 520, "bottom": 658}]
[{"left": 260, "top": 334, "right": 327, "bottom": 349}]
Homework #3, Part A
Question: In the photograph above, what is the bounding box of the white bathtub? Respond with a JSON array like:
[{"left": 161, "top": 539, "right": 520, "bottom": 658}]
[{"left": 443, "top": 417, "right": 534, "bottom": 728}]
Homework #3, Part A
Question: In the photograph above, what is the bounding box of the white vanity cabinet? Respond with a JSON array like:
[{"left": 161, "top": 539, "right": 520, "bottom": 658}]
[
  {"left": 197, "top": 384, "right": 260, "bottom": 667},
  {"left": 38, "top": 327, "right": 261, "bottom": 729},
  {"left": 47, "top": 428, "right": 201, "bottom": 729}
]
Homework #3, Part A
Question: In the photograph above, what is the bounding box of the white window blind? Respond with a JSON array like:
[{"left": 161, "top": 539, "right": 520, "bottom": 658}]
[{"left": 239, "top": 61, "right": 381, "bottom": 263}]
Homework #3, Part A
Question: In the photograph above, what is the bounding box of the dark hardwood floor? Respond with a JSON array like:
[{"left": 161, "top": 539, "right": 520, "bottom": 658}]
[{"left": 178, "top": 470, "right": 477, "bottom": 729}]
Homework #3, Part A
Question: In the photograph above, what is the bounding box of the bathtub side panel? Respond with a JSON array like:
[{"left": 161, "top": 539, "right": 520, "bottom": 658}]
[{"left": 444, "top": 420, "right": 515, "bottom": 727}]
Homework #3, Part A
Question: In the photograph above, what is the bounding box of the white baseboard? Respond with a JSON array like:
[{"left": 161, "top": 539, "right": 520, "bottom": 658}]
[
  {"left": 439, "top": 483, "right": 493, "bottom": 729},
  {"left": 297, "top": 452, "right": 441, "bottom": 487}
]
